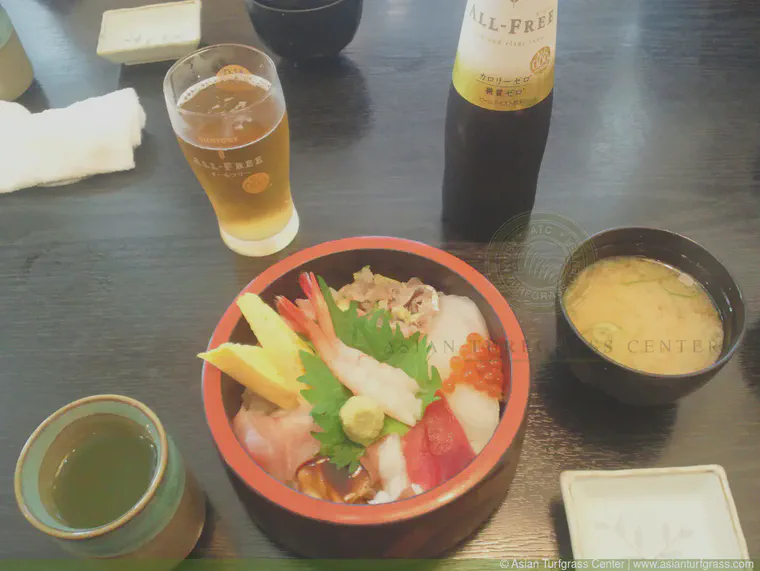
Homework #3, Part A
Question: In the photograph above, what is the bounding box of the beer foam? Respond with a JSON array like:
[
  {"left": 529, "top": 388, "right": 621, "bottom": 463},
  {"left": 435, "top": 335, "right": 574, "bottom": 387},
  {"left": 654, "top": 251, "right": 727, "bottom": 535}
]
[{"left": 177, "top": 74, "right": 274, "bottom": 110}]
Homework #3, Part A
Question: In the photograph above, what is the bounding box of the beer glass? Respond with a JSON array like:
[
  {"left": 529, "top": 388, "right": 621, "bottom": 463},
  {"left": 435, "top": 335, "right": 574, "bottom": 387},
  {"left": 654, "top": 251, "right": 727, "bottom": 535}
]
[{"left": 164, "top": 44, "right": 298, "bottom": 256}]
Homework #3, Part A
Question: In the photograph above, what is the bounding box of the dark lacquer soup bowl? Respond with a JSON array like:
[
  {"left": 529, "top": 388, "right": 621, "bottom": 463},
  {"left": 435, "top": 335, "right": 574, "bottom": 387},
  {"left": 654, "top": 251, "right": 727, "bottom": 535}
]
[
  {"left": 248, "top": 0, "right": 363, "bottom": 61},
  {"left": 202, "top": 237, "right": 530, "bottom": 557},
  {"left": 556, "top": 227, "right": 746, "bottom": 406}
]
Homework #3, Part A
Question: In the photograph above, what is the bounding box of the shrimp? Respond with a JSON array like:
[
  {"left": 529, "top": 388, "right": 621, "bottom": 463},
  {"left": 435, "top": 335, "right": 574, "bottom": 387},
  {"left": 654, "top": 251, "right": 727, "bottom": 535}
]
[{"left": 276, "top": 272, "right": 423, "bottom": 426}]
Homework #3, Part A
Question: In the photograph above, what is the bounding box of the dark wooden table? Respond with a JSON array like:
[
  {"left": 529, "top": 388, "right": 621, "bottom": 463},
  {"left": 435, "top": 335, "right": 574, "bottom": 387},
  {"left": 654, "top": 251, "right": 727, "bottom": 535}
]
[{"left": 2, "top": 0, "right": 759, "bottom": 560}]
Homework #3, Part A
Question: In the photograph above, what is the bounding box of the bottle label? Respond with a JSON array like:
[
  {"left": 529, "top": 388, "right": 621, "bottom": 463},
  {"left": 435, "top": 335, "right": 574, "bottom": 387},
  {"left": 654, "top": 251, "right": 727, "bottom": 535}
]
[{"left": 452, "top": 0, "right": 557, "bottom": 111}]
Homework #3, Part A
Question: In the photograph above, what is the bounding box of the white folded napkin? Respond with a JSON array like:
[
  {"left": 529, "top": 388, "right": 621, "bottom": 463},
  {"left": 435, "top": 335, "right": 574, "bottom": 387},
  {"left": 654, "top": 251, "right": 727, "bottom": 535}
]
[{"left": 0, "top": 88, "right": 146, "bottom": 194}]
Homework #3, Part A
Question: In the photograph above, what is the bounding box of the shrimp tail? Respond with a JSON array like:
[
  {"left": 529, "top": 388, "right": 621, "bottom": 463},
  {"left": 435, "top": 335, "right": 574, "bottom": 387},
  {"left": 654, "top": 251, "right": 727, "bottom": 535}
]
[
  {"left": 298, "top": 272, "right": 318, "bottom": 299},
  {"left": 274, "top": 296, "right": 307, "bottom": 335},
  {"left": 276, "top": 296, "right": 333, "bottom": 358},
  {"left": 299, "top": 272, "right": 336, "bottom": 340}
]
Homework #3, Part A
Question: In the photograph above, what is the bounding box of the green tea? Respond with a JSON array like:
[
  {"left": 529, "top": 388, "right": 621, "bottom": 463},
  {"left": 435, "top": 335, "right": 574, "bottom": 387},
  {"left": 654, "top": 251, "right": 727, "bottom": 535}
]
[{"left": 48, "top": 414, "right": 157, "bottom": 529}]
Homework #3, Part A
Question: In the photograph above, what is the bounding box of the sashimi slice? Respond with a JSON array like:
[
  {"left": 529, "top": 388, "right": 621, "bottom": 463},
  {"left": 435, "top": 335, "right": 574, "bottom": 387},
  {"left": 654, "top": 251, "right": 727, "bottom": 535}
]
[
  {"left": 366, "top": 434, "right": 410, "bottom": 504},
  {"left": 402, "top": 396, "right": 475, "bottom": 491},
  {"left": 232, "top": 405, "right": 320, "bottom": 483},
  {"left": 445, "top": 384, "right": 500, "bottom": 453},
  {"left": 427, "top": 295, "right": 489, "bottom": 380},
  {"left": 402, "top": 419, "right": 438, "bottom": 490}
]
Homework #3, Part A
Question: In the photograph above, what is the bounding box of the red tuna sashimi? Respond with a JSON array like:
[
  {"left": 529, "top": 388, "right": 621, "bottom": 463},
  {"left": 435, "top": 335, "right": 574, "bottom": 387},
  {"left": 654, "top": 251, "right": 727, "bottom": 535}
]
[
  {"left": 232, "top": 405, "right": 320, "bottom": 483},
  {"left": 402, "top": 396, "right": 476, "bottom": 491}
]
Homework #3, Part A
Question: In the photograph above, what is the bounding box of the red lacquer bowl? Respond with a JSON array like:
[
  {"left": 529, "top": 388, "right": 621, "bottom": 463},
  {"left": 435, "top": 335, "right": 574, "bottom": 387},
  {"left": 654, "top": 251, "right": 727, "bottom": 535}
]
[{"left": 202, "top": 237, "right": 530, "bottom": 557}]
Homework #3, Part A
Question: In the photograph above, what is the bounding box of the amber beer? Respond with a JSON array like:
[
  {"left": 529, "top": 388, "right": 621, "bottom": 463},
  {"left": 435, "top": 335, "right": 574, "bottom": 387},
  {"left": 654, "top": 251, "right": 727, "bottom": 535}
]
[
  {"left": 442, "top": 0, "right": 557, "bottom": 241},
  {"left": 165, "top": 45, "right": 298, "bottom": 256}
]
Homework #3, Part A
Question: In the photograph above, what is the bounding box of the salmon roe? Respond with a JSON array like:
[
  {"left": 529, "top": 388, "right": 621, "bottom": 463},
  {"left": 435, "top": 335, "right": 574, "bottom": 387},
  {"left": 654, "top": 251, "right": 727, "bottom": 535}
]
[{"left": 441, "top": 333, "right": 504, "bottom": 399}]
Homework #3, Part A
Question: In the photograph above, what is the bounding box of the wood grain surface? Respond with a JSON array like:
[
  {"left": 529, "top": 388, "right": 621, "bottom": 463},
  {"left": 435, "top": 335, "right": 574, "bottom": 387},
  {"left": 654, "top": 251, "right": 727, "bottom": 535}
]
[{"left": 1, "top": 0, "right": 759, "bottom": 560}]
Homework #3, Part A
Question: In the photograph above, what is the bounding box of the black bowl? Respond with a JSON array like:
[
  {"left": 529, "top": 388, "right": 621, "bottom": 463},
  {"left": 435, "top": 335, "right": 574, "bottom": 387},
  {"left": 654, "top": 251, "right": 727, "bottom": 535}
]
[
  {"left": 248, "top": 0, "right": 363, "bottom": 61},
  {"left": 556, "top": 227, "right": 746, "bottom": 406}
]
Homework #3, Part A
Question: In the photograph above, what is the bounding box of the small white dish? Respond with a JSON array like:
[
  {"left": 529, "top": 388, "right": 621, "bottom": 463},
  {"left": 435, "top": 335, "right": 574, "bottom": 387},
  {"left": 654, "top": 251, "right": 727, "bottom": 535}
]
[
  {"left": 97, "top": 0, "right": 202, "bottom": 65},
  {"left": 561, "top": 465, "right": 749, "bottom": 559}
]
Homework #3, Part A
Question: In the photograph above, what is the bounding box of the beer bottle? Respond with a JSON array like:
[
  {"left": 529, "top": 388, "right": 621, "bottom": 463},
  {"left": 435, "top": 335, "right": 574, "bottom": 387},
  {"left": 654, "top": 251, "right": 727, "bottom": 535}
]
[{"left": 442, "top": 0, "right": 557, "bottom": 241}]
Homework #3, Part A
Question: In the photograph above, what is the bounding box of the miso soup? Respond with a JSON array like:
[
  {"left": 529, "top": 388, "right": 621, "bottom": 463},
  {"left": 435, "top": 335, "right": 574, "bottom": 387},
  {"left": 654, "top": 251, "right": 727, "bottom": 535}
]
[{"left": 563, "top": 256, "right": 724, "bottom": 375}]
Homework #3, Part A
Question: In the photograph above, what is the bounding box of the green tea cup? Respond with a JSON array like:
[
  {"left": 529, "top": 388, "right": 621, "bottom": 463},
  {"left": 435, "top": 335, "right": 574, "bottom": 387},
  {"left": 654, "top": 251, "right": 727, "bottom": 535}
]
[{"left": 15, "top": 395, "right": 206, "bottom": 569}]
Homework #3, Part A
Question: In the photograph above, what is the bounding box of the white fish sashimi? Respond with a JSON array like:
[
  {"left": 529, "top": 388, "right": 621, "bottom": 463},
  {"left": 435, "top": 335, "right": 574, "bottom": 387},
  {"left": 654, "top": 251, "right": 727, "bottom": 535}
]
[
  {"left": 427, "top": 295, "right": 490, "bottom": 379},
  {"left": 445, "top": 384, "right": 500, "bottom": 454},
  {"left": 368, "top": 433, "right": 411, "bottom": 504}
]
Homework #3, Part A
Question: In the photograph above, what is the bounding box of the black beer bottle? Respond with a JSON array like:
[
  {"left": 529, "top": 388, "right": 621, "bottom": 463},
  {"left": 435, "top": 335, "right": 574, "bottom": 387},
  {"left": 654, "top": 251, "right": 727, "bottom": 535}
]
[{"left": 443, "top": 0, "right": 557, "bottom": 241}]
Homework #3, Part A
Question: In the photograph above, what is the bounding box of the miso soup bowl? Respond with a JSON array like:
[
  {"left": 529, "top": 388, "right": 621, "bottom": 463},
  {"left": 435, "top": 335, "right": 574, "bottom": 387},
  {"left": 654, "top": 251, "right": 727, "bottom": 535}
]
[
  {"left": 202, "top": 237, "right": 530, "bottom": 557},
  {"left": 556, "top": 227, "right": 746, "bottom": 406}
]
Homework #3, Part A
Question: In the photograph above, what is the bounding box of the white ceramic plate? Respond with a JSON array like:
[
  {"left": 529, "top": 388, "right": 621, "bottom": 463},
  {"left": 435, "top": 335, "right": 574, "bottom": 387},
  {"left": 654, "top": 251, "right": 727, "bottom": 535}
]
[{"left": 561, "top": 466, "right": 749, "bottom": 559}]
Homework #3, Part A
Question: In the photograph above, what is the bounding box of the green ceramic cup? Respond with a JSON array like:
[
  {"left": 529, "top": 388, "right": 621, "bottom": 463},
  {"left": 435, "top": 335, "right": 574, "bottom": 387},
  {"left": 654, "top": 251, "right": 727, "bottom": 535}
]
[
  {"left": 15, "top": 395, "right": 206, "bottom": 569},
  {"left": 0, "top": 5, "right": 34, "bottom": 101}
]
